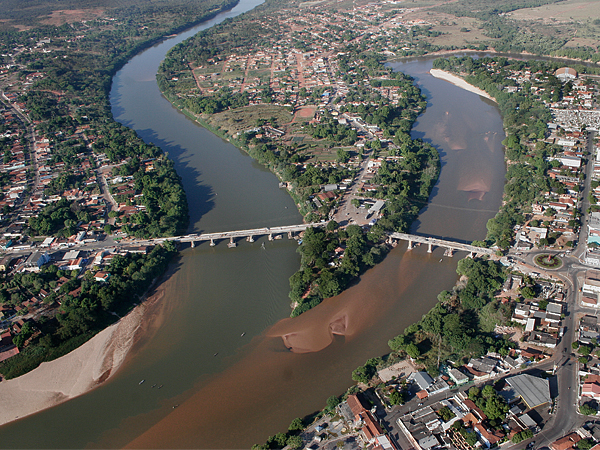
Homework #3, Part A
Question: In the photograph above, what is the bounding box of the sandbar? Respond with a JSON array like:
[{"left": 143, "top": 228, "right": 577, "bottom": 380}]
[
  {"left": 430, "top": 69, "right": 497, "bottom": 103},
  {"left": 0, "top": 297, "right": 152, "bottom": 426}
]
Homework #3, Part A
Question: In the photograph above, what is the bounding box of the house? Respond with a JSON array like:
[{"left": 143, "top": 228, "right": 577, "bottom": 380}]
[
  {"left": 345, "top": 394, "right": 397, "bottom": 450},
  {"left": 551, "top": 432, "right": 581, "bottom": 450},
  {"left": 0, "top": 255, "right": 12, "bottom": 272},
  {"left": 94, "top": 271, "right": 111, "bottom": 282},
  {"left": 449, "top": 368, "right": 469, "bottom": 386},
  {"left": 474, "top": 423, "right": 504, "bottom": 448},
  {"left": 582, "top": 375, "right": 600, "bottom": 400},
  {"left": 0, "top": 345, "right": 19, "bottom": 363},
  {"left": 408, "top": 371, "right": 433, "bottom": 391}
]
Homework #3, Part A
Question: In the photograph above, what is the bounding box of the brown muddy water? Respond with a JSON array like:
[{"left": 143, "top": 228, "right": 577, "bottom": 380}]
[{"left": 0, "top": 3, "right": 506, "bottom": 446}]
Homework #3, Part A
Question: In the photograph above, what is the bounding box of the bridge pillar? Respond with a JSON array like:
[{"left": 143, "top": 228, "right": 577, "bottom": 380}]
[
  {"left": 427, "top": 243, "right": 432, "bottom": 253},
  {"left": 228, "top": 237, "right": 237, "bottom": 248},
  {"left": 447, "top": 248, "right": 454, "bottom": 257},
  {"left": 190, "top": 241, "right": 195, "bottom": 248},
  {"left": 288, "top": 231, "right": 292, "bottom": 239},
  {"left": 269, "top": 233, "right": 273, "bottom": 241},
  {"left": 468, "top": 252, "right": 474, "bottom": 258},
  {"left": 407, "top": 240, "right": 413, "bottom": 250},
  {"left": 210, "top": 238, "right": 215, "bottom": 247},
  {"left": 247, "top": 235, "right": 254, "bottom": 243}
]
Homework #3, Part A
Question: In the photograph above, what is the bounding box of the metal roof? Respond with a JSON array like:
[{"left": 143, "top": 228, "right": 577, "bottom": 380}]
[{"left": 506, "top": 374, "right": 551, "bottom": 409}]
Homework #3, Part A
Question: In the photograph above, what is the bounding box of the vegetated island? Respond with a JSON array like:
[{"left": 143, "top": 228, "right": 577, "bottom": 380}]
[
  {"left": 157, "top": 0, "right": 440, "bottom": 317},
  {"left": 0, "top": 0, "right": 243, "bottom": 419}
]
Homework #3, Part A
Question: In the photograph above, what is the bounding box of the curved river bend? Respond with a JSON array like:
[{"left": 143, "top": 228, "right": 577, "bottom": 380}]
[{"left": 0, "top": 1, "right": 506, "bottom": 447}]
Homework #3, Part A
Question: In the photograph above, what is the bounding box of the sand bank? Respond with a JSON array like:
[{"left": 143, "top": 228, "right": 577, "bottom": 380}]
[
  {"left": 0, "top": 295, "right": 155, "bottom": 426},
  {"left": 430, "top": 69, "right": 497, "bottom": 103}
]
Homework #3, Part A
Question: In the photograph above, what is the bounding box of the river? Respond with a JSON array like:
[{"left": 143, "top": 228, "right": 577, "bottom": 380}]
[{"left": 0, "top": 1, "right": 506, "bottom": 447}]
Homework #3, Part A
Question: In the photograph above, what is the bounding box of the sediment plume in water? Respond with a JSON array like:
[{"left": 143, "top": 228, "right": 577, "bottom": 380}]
[{"left": 115, "top": 246, "right": 438, "bottom": 449}]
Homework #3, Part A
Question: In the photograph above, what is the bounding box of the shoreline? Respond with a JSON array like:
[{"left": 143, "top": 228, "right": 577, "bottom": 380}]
[
  {"left": 0, "top": 287, "right": 164, "bottom": 426},
  {"left": 429, "top": 69, "right": 497, "bottom": 103}
]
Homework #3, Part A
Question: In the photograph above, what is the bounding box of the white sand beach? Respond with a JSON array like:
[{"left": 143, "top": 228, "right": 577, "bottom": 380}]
[
  {"left": 430, "top": 69, "right": 497, "bottom": 103},
  {"left": 0, "top": 298, "right": 152, "bottom": 425}
]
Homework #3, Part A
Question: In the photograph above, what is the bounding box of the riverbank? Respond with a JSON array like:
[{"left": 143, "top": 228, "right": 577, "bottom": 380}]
[
  {"left": 429, "top": 69, "right": 497, "bottom": 103},
  {"left": 0, "top": 293, "right": 157, "bottom": 426}
]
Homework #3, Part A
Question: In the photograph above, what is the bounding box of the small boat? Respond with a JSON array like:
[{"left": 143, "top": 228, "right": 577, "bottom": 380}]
[
  {"left": 213, "top": 352, "right": 219, "bottom": 357},
  {"left": 151, "top": 384, "right": 157, "bottom": 388},
  {"left": 241, "top": 332, "right": 246, "bottom": 337},
  {"left": 139, "top": 380, "right": 145, "bottom": 385},
  {"left": 172, "top": 405, "right": 179, "bottom": 409},
  {"left": 157, "top": 385, "right": 163, "bottom": 389},
  {"left": 261, "top": 242, "right": 265, "bottom": 249},
  {"left": 439, "top": 259, "right": 443, "bottom": 262}
]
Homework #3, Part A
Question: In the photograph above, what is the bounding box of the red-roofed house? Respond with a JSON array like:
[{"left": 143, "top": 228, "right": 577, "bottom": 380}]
[
  {"left": 474, "top": 423, "right": 504, "bottom": 448},
  {"left": 551, "top": 432, "right": 581, "bottom": 450},
  {"left": 582, "top": 380, "right": 600, "bottom": 400},
  {"left": 416, "top": 390, "right": 428, "bottom": 400}
]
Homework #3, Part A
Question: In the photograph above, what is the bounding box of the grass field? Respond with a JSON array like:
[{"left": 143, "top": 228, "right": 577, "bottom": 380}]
[
  {"left": 209, "top": 104, "right": 293, "bottom": 136},
  {"left": 509, "top": 0, "right": 600, "bottom": 22}
]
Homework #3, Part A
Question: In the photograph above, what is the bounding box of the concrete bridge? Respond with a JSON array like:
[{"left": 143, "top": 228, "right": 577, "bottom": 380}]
[
  {"left": 389, "top": 232, "right": 494, "bottom": 256},
  {"left": 141, "top": 225, "right": 492, "bottom": 256},
  {"left": 155, "top": 223, "right": 326, "bottom": 248}
]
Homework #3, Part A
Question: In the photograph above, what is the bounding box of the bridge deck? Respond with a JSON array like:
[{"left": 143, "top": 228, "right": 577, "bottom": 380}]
[{"left": 390, "top": 232, "right": 493, "bottom": 255}]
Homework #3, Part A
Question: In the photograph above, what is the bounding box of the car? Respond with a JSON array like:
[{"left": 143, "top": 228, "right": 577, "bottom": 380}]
[{"left": 527, "top": 442, "right": 535, "bottom": 448}]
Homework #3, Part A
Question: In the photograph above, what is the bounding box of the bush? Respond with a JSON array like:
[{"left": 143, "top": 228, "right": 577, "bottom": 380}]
[{"left": 580, "top": 403, "right": 597, "bottom": 416}]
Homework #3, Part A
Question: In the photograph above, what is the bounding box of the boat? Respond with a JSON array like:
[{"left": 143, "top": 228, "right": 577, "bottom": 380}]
[
  {"left": 213, "top": 352, "right": 218, "bottom": 357},
  {"left": 157, "top": 385, "right": 163, "bottom": 389},
  {"left": 139, "top": 380, "right": 145, "bottom": 385},
  {"left": 151, "top": 384, "right": 157, "bottom": 388},
  {"left": 241, "top": 332, "right": 246, "bottom": 337},
  {"left": 261, "top": 242, "right": 265, "bottom": 249}
]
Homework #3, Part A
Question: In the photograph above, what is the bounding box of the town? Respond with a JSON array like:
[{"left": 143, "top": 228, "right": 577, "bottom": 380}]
[{"left": 0, "top": 0, "right": 600, "bottom": 448}]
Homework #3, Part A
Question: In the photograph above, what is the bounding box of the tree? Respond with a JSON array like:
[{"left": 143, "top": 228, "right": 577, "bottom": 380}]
[
  {"left": 481, "top": 385, "right": 495, "bottom": 398},
  {"left": 336, "top": 149, "right": 350, "bottom": 163},
  {"left": 579, "top": 438, "right": 594, "bottom": 450},
  {"left": 286, "top": 436, "right": 303, "bottom": 449},
  {"left": 520, "top": 286, "right": 536, "bottom": 299},
  {"left": 389, "top": 389, "right": 406, "bottom": 405},
  {"left": 288, "top": 418, "right": 304, "bottom": 432},
  {"left": 468, "top": 387, "right": 480, "bottom": 401},
  {"left": 327, "top": 395, "right": 340, "bottom": 410},
  {"left": 405, "top": 343, "right": 420, "bottom": 358},
  {"left": 512, "top": 429, "right": 533, "bottom": 443},
  {"left": 437, "top": 406, "right": 455, "bottom": 421},
  {"left": 580, "top": 403, "right": 597, "bottom": 416}
]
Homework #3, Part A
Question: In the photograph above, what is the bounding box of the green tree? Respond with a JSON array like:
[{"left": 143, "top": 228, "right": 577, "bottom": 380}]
[
  {"left": 327, "top": 395, "right": 340, "bottom": 410},
  {"left": 405, "top": 343, "right": 420, "bottom": 358},
  {"left": 580, "top": 403, "right": 597, "bottom": 416},
  {"left": 288, "top": 418, "right": 304, "bottom": 432},
  {"left": 520, "top": 286, "right": 536, "bottom": 299},
  {"left": 286, "top": 435, "right": 303, "bottom": 449}
]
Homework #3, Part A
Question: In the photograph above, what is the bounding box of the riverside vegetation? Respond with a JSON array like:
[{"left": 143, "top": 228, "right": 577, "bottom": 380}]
[
  {"left": 433, "top": 55, "right": 600, "bottom": 250},
  {"left": 157, "top": 0, "right": 440, "bottom": 316},
  {"left": 0, "top": 0, "right": 241, "bottom": 378}
]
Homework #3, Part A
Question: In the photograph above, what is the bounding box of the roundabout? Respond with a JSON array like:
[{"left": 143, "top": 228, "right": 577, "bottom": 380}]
[{"left": 533, "top": 253, "right": 563, "bottom": 270}]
